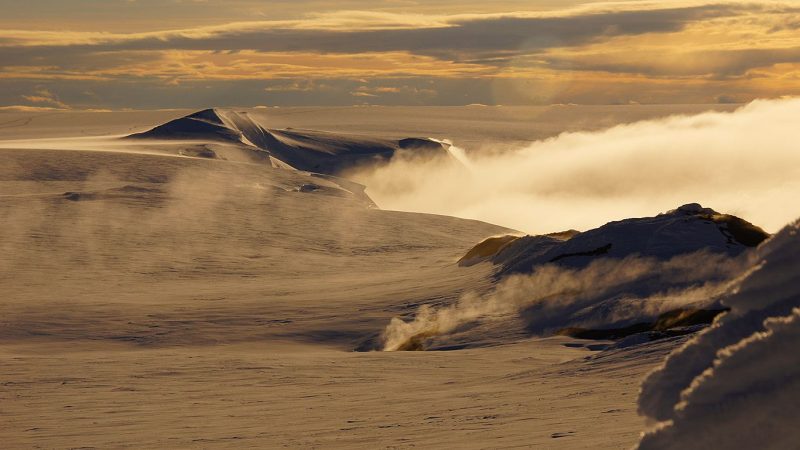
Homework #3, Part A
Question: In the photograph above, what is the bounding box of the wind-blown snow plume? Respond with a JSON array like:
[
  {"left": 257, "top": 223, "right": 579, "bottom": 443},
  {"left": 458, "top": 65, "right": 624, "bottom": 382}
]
[
  {"left": 351, "top": 97, "right": 800, "bottom": 234},
  {"left": 382, "top": 251, "right": 745, "bottom": 351},
  {"left": 0, "top": 157, "right": 371, "bottom": 281}
]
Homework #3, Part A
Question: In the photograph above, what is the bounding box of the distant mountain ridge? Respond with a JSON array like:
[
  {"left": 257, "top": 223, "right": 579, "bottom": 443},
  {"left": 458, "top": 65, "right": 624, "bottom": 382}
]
[{"left": 127, "top": 108, "right": 455, "bottom": 176}]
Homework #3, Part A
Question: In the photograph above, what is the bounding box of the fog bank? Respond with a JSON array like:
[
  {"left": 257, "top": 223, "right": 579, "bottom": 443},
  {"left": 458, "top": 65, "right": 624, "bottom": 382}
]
[{"left": 352, "top": 97, "right": 800, "bottom": 234}]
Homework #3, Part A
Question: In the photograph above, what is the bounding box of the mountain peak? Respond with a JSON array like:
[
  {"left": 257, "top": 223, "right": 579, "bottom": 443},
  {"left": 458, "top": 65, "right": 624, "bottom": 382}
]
[
  {"left": 185, "top": 108, "right": 227, "bottom": 125},
  {"left": 124, "top": 109, "right": 457, "bottom": 176},
  {"left": 126, "top": 108, "right": 242, "bottom": 142},
  {"left": 669, "top": 203, "right": 718, "bottom": 216}
]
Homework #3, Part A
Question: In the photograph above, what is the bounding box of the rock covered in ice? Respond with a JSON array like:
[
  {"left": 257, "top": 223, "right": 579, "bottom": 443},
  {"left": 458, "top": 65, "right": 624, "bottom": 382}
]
[{"left": 461, "top": 204, "right": 769, "bottom": 276}]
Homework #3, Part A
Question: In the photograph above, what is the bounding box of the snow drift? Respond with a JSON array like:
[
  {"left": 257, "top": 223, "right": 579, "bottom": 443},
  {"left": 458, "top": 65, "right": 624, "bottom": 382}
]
[{"left": 636, "top": 218, "right": 800, "bottom": 450}]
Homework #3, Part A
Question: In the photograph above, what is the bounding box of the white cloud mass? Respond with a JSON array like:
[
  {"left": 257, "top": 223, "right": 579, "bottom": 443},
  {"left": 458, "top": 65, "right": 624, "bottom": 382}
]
[{"left": 351, "top": 97, "right": 800, "bottom": 233}]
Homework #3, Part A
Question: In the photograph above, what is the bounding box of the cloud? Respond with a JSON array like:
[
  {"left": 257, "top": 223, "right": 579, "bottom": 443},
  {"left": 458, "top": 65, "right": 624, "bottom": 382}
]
[
  {"left": 347, "top": 97, "right": 800, "bottom": 234},
  {"left": 0, "top": 5, "right": 748, "bottom": 63},
  {"left": 716, "top": 94, "right": 740, "bottom": 104},
  {"left": 543, "top": 46, "right": 800, "bottom": 78},
  {"left": 264, "top": 79, "right": 327, "bottom": 92},
  {"left": 2, "top": 2, "right": 799, "bottom": 106},
  {"left": 0, "top": 104, "right": 64, "bottom": 111},
  {"left": 350, "top": 84, "right": 436, "bottom": 100},
  {"left": 20, "top": 88, "right": 69, "bottom": 109}
]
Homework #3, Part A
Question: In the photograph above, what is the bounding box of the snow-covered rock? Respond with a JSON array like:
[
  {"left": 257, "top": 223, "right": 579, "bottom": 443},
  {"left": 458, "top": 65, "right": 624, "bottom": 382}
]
[
  {"left": 637, "top": 218, "right": 800, "bottom": 450},
  {"left": 462, "top": 203, "right": 768, "bottom": 276},
  {"left": 392, "top": 205, "right": 771, "bottom": 349}
]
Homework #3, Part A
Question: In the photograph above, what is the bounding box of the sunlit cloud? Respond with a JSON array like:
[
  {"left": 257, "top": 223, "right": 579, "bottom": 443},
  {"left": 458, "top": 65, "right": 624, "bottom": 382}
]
[
  {"left": 1, "top": 1, "right": 799, "bottom": 107},
  {"left": 349, "top": 97, "right": 800, "bottom": 233},
  {"left": 20, "top": 87, "right": 70, "bottom": 109}
]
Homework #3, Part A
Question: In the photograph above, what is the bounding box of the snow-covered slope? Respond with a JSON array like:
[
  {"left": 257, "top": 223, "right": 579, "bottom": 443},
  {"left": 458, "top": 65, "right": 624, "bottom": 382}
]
[
  {"left": 636, "top": 219, "right": 800, "bottom": 450},
  {"left": 1, "top": 115, "right": 667, "bottom": 449},
  {"left": 127, "top": 108, "right": 456, "bottom": 176},
  {"left": 2, "top": 107, "right": 795, "bottom": 449}
]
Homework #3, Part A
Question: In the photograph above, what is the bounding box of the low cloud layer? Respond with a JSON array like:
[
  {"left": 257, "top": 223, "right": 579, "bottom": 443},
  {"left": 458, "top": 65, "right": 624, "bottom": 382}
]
[{"left": 351, "top": 97, "right": 800, "bottom": 234}]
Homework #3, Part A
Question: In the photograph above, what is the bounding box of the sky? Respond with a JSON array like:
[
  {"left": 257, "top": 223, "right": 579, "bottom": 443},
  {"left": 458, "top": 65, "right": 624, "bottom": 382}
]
[{"left": 1, "top": 0, "right": 800, "bottom": 109}]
